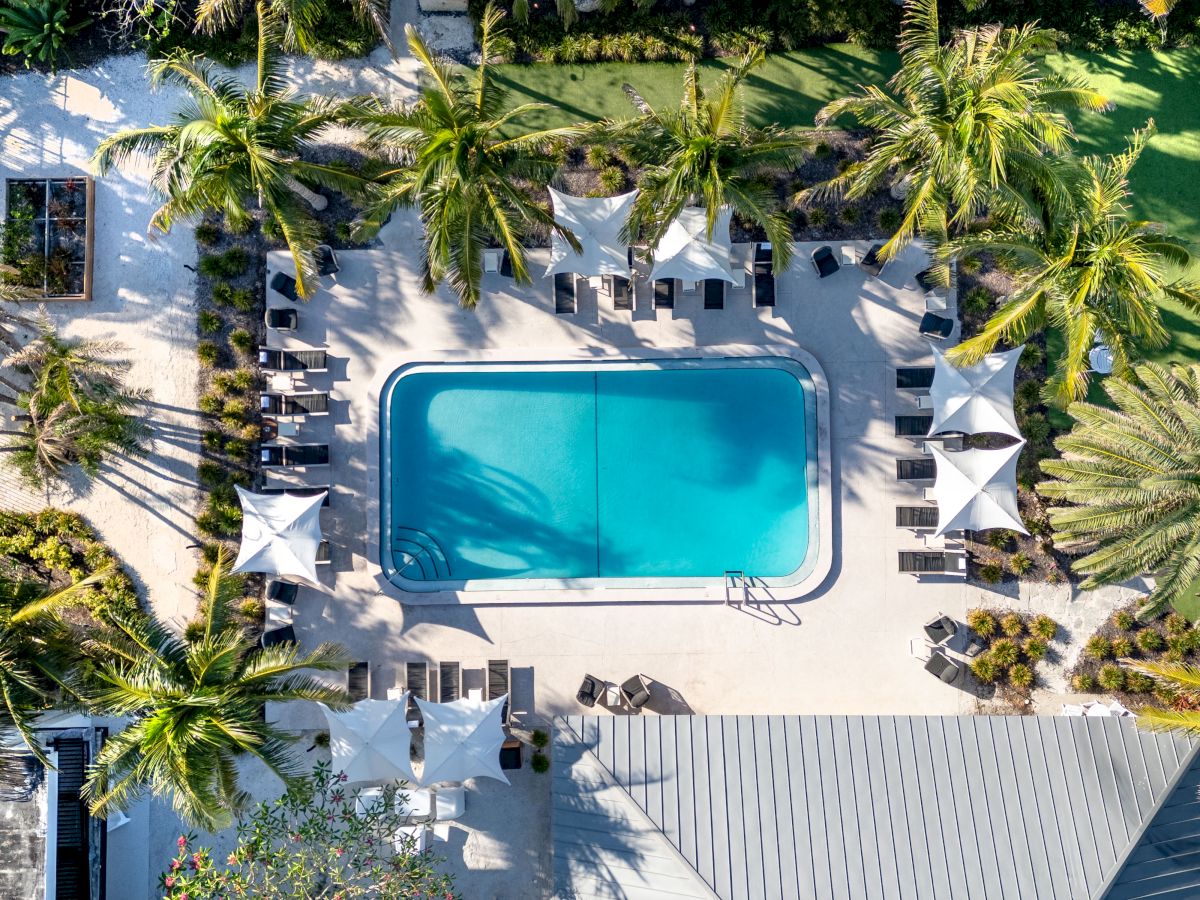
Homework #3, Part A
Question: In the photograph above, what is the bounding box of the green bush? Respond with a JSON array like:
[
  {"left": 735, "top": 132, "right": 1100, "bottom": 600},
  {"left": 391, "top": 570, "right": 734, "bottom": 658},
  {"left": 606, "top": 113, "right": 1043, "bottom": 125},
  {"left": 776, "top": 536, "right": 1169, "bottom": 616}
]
[
  {"left": 877, "top": 208, "right": 900, "bottom": 234},
  {"left": 1008, "top": 663, "right": 1033, "bottom": 690},
  {"left": 194, "top": 222, "right": 221, "bottom": 246},
  {"left": 1136, "top": 629, "right": 1165, "bottom": 653},
  {"left": 961, "top": 287, "right": 991, "bottom": 317},
  {"left": 230, "top": 287, "right": 255, "bottom": 312},
  {"left": 197, "top": 341, "right": 220, "bottom": 367},
  {"left": 199, "top": 310, "right": 222, "bottom": 334},
  {"left": 1019, "top": 343, "right": 1046, "bottom": 371},
  {"left": 1072, "top": 673, "right": 1095, "bottom": 692},
  {"left": 223, "top": 438, "right": 251, "bottom": 461},
  {"left": 1030, "top": 614, "right": 1058, "bottom": 641},
  {"left": 987, "top": 529, "right": 1015, "bottom": 551},
  {"left": 1113, "top": 610, "right": 1136, "bottom": 631},
  {"left": 1008, "top": 553, "right": 1033, "bottom": 576},
  {"left": 966, "top": 609, "right": 996, "bottom": 639},
  {"left": 222, "top": 398, "right": 250, "bottom": 419},
  {"left": 184, "top": 618, "right": 207, "bottom": 642},
  {"left": 1166, "top": 613, "right": 1189, "bottom": 635},
  {"left": 201, "top": 430, "right": 224, "bottom": 452},
  {"left": 308, "top": 1, "right": 380, "bottom": 59},
  {"left": 197, "top": 460, "right": 226, "bottom": 488},
  {"left": 198, "top": 247, "right": 249, "bottom": 280},
  {"left": 1085, "top": 635, "right": 1112, "bottom": 660},
  {"left": 1124, "top": 670, "right": 1154, "bottom": 694},
  {"left": 531, "top": 751, "right": 550, "bottom": 774},
  {"left": 598, "top": 167, "right": 625, "bottom": 194},
  {"left": 238, "top": 598, "right": 264, "bottom": 620},
  {"left": 231, "top": 368, "right": 256, "bottom": 392},
  {"left": 198, "top": 391, "right": 224, "bottom": 415},
  {"left": 970, "top": 655, "right": 999, "bottom": 684},
  {"left": 532, "top": 729, "right": 549, "bottom": 749},
  {"left": 807, "top": 207, "right": 829, "bottom": 228},
  {"left": 1167, "top": 633, "right": 1190, "bottom": 657},
  {"left": 0, "top": 0, "right": 89, "bottom": 72},
  {"left": 1110, "top": 636, "right": 1134, "bottom": 659},
  {"left": 999, "top": 613, "right": 1024, "bottom": 638},
  {"left": 1097, "top": 664, "right": 1125, "bottom": 692},
  {"left": 979, "top": 562, "right": 1003, "bottom": 584},
  {"left": 1020, "top": 412, "right": 1051, "bottom": 447},
  {"left": 229, "top": 329, "right": 254, "bottom": 354},
  {"left": 1022, "top": 638, "right": 1047, "bottom": 662},
  {"left": 990, "top": 638, "right": 1019, "bottom": 667},
  {"left": 840, "top": 205, "right": 860, "bottom": 225}
]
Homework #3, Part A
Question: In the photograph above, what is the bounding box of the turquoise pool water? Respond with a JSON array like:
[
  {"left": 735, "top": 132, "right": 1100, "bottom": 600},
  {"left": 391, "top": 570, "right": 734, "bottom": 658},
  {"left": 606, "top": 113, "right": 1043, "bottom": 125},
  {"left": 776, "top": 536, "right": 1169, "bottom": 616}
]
[{"left": 382, "top": 358, "right": 816, "bottom": 586}]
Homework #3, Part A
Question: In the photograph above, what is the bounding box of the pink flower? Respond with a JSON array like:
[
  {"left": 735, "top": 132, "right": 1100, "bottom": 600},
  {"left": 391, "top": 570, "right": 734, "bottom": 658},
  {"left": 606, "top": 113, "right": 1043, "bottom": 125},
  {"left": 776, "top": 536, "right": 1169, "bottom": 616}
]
[
  {"left": 177, "top": 835, "right": 187, "bottom": 849},
  {"left": 180, "top": 894, "right": 189, "bottom": 900},
  {"left": 290, "top": 833, "right": 301, "bottom": 842},
  {"left": 334, "top": 847, "right": 344, "bottom": 857},
  {"left": 339, "top": 772, "right": 347, "bottom": 782},
  {"left": 164, "top": 875, "right": 175, "bottom": 888},
  {"left": 171, "top": 861, "right": 182, "bottom": 872},
  {"left": 227, "top": 853, "right": 237, "bottom": 865}
]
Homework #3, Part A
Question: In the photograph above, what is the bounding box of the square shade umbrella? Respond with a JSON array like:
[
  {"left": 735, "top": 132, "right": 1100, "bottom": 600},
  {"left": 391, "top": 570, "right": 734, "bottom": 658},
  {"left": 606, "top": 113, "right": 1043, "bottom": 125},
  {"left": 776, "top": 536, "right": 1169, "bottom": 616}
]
[
  {"left": 232, "top": 486, "right": 327, "bottom": 583},
  {"left": 544, "top": 188, "right": 637, "bottom": 278},
  {"left": 415, "top": 695, "right": 509, "bottom": 787},
  {"left": 930, "top": 442, "right": 1028, "bottom": 537},
  {"left": 928, "top": 346, "right": 1023, "bottom": 438},
  {"left": 320, "top": 697, "right": 416, "bottom": 785},
  {"left": 649, "top": 207, "right": 736, "bottom": 284}
]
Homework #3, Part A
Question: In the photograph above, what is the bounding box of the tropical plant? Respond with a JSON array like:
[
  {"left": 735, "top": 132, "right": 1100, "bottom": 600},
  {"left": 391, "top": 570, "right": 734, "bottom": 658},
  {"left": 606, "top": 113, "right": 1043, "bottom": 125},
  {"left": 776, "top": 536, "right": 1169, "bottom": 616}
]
[
  {"left": 194, "top": 0, "right": 390, "bottom": 54},
  {"left": 158, "top": 764, "right": 458, "bottom": 898},
  {"left": 606, "top": 46, "right": 807, "bottom": 273},
  {"left": 0, "top": 0, "right": 89, "bottom": 72},
  {"left": 91, "top": 13, "right": 367, "bottom": 299},
  {"left": 79, "top": 548, "right": 353, "bottom": 830},
  {"left": 350, "top": 4, "right": 582, "bottom": 308},
  {"left": 807, "top": 0, "right": 1106, "bottom": 263},
  {"left": 943, "top": 124, "right": 1200, "bottom": 403},
  {"left": 1140, "top": 0, "right": 1182, "bottom": 42},
  {"left": 1119, "top": 659, "right": 1200, "bottom": 734},
  {"left": 1038, "top": 363, "right": 1200, "bottom": 619}
]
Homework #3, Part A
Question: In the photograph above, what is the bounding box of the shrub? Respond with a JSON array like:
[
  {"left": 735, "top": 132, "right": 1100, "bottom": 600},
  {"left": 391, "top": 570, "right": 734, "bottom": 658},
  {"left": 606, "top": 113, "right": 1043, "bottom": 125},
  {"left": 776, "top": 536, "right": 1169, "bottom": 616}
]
[
  {"left": 198, "top": 391, "right": 224, "bottom": 415},
  {"left": 198, "top": 250, "right": 246, "bottom": 279},
  {"left": 1071, "top": 673, "right": 1095, "bottom": 692},
  {"left": 197, "top": 341, "right": 220, "bottom": 366},
  {"left": 990, "top": 638, "right": 1019, "bottom": 667},
  {"left": 1110, "top": 636, "right": 1134, "bottom": 659},
  {"left": 1184, "top": 629, "right": 1200, "bottom": 653},
  {"left": 598, "top": 167, "right": 625, "bottom": 194},
  {"left": 979, "top": 563, "right": 1003, "bottom": 584},
  {"left": 530, "top": 751, "right": 550, "bottom": 774},
  {"left": 999, "top": 613, "right": 1024, "bottom": 638},
  {"left": 840, "top": 205, "right": 860, "bottom": 225},
  {"left": 197, "top": 460, "right": 226, "bottom": 487},
  {"left": 957, "top": 254, "right": 982, "bottom": 275},
  {"left": 970, "top": 655, "right": 999, "bottom": 683},
  {"left": 229, "top": 287, "right": 255, "bottom": 312},
  {"left": 224, "top": 213, "right": 252, "bottom": 236},
  {"left": 1022, "top": 638, "right": 1047, "bottom": 662},
  {"left": 1113, "top": 610, "right": 1136, "bottom": 631},
  {"left": 239, "top": 598, "right": 264, "bottom": 620},
  {"left": 1014, "top": 378, "right": 1042, "bottom": 413},
  {"left": 1084, "top": 635, "right": 1112, "bottom": 660},
  {"left": 1009, "top": 553, "right": 1033, "bottom": 576},
  {"left": 987, "top": 530, "right": 1015, "bottom": 551},
  {"left": 231, "top": 368, "right": 256, "bottom": 391},
  {"left": 1136, "top": 629, "right": 1165, "bottom": 653},
  {"left": 201, "top": 430, "right": 224, "bottom": 452},
  {"left": 877, "top": 208, "right": 900, "bottom": 234},
  {"left": 1166, "top": 634, "right": 1189, "bottom": 659},
  {"left": 222, "top": 398, "right": 250, "bottom": 419},
  {"left": 261, "top": 215, "right": 283, "bottom": 243},
  {"left": 223, "top": 438, "right": 250, "bottom": 461},
  {"left": 807, "top": 208, "right": 828, "bottom": 228},
  {"left": 961, "top": 287, "right": 991, "bottom": 317},
  {"left": 211, "top": 281, "right": 235, "bottom": 306},
  {"left": 0, "top": 0, "right": 88, "bottom": 72},
  {"left": 1019, "top": 343, "right": 1046, "bottom": 371},
  {"left": 184, "top": 619, "right": 206, "bottom": 642},
  {"left": 1008, "top": 663, "right": 1033, "bottom": 689},
  {"left": 199, "top": 310, "right": 222, "bottom": 334},
  {"left": 1020, "top": 412, "right": 1051, "bottom": 447},
  {"left": 1097, "top": 664, "right": 1125, "bottom": 692},
  {"left": 584, "top": 145, "right": 610, "bottom": 169},
  {"left": 966, "top": 609, "right": 996, "bottom": 638},
  {"left": 1030, "top": 615, "right": 1058, "bottom": 641},
  {"left": 1125, "top": 670, "right": 1154, "bottom": 694},
  {"left": 531, "top": 729, "right": 549, "bottom": 749},
  {"left": 1166, "top": 613, "right": 1189, "bottom": 635},
  {"left": 229, "top": 329, "right": 254, "bottom": 354},
  {"left": 194, "top": 221, "right": 221, "bottom": 246},
  {"left": 813, "top": 141, "right": 832, "bottom": 158}
]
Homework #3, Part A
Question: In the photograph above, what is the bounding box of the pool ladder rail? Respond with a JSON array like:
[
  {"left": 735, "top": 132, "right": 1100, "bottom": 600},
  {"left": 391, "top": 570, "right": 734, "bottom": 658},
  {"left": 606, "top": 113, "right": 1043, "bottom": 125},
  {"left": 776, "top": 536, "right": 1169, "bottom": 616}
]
[{"left": 724, "top": 570, "right": 749, "bottom": 606}]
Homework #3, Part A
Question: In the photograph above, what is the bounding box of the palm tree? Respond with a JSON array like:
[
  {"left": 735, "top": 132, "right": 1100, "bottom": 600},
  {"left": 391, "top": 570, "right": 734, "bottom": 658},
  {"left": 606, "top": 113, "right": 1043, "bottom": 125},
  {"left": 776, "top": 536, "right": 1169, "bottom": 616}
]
[
  {"left": 194, "top": 0, "right": 391, "bottom": 54},
  {"left": 1118, "top": 659, "right": 1200, "bottom": 734},
  {"left": 0, "top": 567, "right": 113, "bottom": 771},
  {"left": 1037, "top": 362, "right": 1200, "bottom": 620},
  {"left": 806, "top": 0, "right": 1107, "bottom": 263},
  {"left": 606, "top": 46, "right": 808, "bottom": 273},
  {"left": 92, "top": 13, "right": 367, "bottom": 298},
  {"left": 943, "top": 123, "right": 1200, "bottom": 404},
  {"left": 351, "top": 3, "right": 583, "bottom": 308},
  {"left": 80, "top": 550, "right": 352, "bottom": 830}
]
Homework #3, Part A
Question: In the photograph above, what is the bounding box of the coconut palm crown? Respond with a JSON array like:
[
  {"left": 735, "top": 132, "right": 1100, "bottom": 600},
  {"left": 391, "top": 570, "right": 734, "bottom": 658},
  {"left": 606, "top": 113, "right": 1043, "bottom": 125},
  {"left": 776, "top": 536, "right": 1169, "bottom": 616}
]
[
  {"left": 195, "top": 0, "right": 391, "bottom": 55},
  {"left": 1038, "top": 362, "right": 1200, "bottom": 620},
  {"left": 92, "top": 14, "right": 368, "bottom": 298},
  {"left": 605, "top": 45, "right": 809, "bottom": 273},
  {"left": 943, "top": 123, "right": 1200, "bottom": 404},
  {"left": 80, "top": 550, "right": 352, "bottom": 831},
  {"left": 806, "top": 0, "right": 1107, "bottom": 262},
  {"left": 350, "top": 3, "right": 583, "bottom": 308}
]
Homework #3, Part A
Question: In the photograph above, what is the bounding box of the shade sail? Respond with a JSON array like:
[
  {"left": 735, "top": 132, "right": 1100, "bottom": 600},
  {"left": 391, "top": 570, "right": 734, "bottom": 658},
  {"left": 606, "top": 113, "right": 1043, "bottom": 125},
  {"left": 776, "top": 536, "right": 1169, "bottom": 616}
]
[
  {"left": 649, "top": 206, "right": 736, "bottom": 284},
  {"left": 232, "top": 486, "right": 326, "bottom": 583},
  {"left": 931, "top": 443, "right": 1028, "bottom": 537},
  {"left": 545, "top": 188, "right": 637, "bottom": 278},
  {"left": 320, "top": 697, "right": 416, "bottom": 785},
  {"left": 929, "top": 347, "right": 1023, "bottom": 438},
  {"left": 416, "top": 695, "right": 509, "bottom": 787}
]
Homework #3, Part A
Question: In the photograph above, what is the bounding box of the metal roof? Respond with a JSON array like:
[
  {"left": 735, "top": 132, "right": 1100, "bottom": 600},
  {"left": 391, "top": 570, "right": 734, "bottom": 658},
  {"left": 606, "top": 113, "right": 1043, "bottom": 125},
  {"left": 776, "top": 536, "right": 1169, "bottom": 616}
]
[{"left": 552, "top": 715, "right": 1196, "bottom": 900}]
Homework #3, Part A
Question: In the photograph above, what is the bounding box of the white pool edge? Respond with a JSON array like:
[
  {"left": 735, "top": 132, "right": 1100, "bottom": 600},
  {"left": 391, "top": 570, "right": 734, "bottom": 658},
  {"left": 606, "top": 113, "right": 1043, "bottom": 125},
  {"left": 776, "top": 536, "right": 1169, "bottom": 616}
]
[{"left": 364, "top": 344, "right": 833, "bottom": 605}]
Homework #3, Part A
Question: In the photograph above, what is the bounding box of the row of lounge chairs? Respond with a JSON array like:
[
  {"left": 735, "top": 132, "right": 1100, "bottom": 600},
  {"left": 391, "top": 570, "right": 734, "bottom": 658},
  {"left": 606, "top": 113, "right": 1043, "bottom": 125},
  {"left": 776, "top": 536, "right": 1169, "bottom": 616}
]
[{"left": 379, "top": 659, "right": 512, "bottom": 726}]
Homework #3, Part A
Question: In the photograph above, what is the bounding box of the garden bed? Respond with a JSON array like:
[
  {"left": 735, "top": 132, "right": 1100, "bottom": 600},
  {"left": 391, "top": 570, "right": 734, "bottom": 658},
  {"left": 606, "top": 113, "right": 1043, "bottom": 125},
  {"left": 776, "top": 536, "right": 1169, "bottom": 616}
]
[
  {"left": 963, "top": 608, "right": 1062, "bottom": 712},
  {"left": 2, "top": 177, "right": 93, "bottom": 299}
]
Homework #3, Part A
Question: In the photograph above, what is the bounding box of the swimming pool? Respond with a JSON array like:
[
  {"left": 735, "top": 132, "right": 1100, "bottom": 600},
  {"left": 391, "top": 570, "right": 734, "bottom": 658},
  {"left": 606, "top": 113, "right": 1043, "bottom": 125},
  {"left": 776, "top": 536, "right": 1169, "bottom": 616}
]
[{"left": 380, "top": 356, "right": 822, "bottom": 591}]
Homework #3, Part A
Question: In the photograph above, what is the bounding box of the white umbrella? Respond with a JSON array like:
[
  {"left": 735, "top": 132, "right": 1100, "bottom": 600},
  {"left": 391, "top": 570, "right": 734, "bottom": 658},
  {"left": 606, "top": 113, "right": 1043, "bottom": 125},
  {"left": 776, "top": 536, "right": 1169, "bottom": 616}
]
[
  {"left": 416, "top": 695, "right": 510, "bottom": 787},
  {"left": 320, "top": 698, "right": 416, "bottom": 785},
  {"left": 545, "top": 188, "right": 637, "bottom": 278},
  {"left": 232, "top": 486, "right": 326, "bottom": 583},
  {"left": 929, "top": 347, "right": 1023, "bottom": 438},
  {"left": 649, "top": 206, "right": 736, "bottom": 284},
  {"left": 930, "top": 443, "right": 1028, "bottom": 537}
]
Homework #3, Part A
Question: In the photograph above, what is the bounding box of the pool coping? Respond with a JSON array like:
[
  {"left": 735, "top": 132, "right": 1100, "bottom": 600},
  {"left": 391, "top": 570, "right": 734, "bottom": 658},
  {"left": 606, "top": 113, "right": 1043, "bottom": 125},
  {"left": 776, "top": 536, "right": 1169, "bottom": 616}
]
[{"left": 364, "top": 344, "right": 832, "bottom": 605}]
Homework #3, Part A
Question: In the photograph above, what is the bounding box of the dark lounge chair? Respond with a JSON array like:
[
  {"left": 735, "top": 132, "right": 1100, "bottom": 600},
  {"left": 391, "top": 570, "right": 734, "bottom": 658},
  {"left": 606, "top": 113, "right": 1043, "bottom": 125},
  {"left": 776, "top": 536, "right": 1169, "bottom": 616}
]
[
  {"left": 899, "top": 550, "right": 967, "bottom": 575},
  {"left": 487, "top": 658, "right": 511, "bottom": 725},
  {"left": 857, "top": 243, "right": 885, "bottom": 277},
  {"left": 897, "top": 458, "right": 937, "bottom": 481},
  {"left": 895, "top": 414, "right": 934, "bottom": 437},
  {"left": 924, "top": 651, "right": 964, "bottom": 684},
  {"left": 260, "top": 392, "right": 329, "bottom": 416},
  {"left": 270, "top": 271, "right": 300, "bottom": 302},
  {"left": 499, "top": 251, "right": 513, "bottom": 278},
  {"left": 267, "top": 581, "right": 299, "bottom": 605},
  {"left": 438, "top": 661, "right": 462, "bottom": 702},
  {"left": 261, "top": 444, "right": 330, "bottom": 467},
  {"left": 259, "top": 348, "right": 328, "bottom": 372},
  {"left": 753, "top": 262, "right": 775, "bottom": 308},
  {"left": 654, "top": 279, "right": 675, "bottom": 309},
  {"left": 260, "top": 625, "right": 296, "bottom": 649},
  {"left": 919, "top": 312, "right": 955, "bottom": 340},
  {"left": 258, "top": 486, "right": 331, "bottom": 507},
  {"left": 347, "top": 661, "right": 369, "bottom": 701},
  {"left": 314, "top": 244, "right": 340, "bottom": 276},
  {"left": 896, "top": 367, "right": 935, "bottom": 389},
  {"left": 703, "top": 278, "right": 725, "bottom": 309},
  {"left": 755, "top": 242, "right": 773, "bottom": 265},
  {"left": 896, "top": 506, "right": 939, "bottom": 529},
  {"left": 810, "top": 245, "right": 839, "bottom": 278},
  {"left": 620, "top": 674, "right": 652, "bottom": 711},
  {"left": 554, "top": 272, "right": 576, "bottom": 314},
  {"left": 265, "top": 308, "right": 298, "bottom": 331},
  {"left": 612, "top": 276, "right": 633, "bottom": 311},
  {"left": 924, "top": 615, "right": 959, "bottom": 645},
  {"left": 405, "top": 661, "right": 429, "bottom": 723},
  {"left": 576, "top": 675, "right": 603, "bottom": 708},
  {"left": 499, "top": 739, "right": 522, "bottom": 770},
  {"left": 915, "top": 268, "right": 940, "bottom": 293}
]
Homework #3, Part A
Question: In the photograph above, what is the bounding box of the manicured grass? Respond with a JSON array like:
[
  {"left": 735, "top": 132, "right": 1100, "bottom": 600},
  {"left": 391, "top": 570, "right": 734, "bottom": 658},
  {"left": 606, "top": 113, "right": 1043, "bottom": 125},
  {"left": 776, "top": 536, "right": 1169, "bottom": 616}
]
[
  {"left": 1172, "top": 576, "right": 1200, "bottom": 623},
  {"left": 489, "top": 44, "right": 900, "bottom": 131}
]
